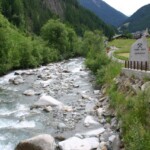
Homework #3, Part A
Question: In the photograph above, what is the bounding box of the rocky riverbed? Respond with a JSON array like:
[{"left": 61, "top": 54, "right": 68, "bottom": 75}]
[{"left": 0, "top": 58, "right": 121, "bottom": 150}]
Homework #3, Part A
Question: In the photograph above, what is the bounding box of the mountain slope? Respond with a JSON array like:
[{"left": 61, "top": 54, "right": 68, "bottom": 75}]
[
  {"left": 0, "top": 0, "right": 115, "bottom": 38},
  {"left": 119, "top": 4, "right": 150, "bottom": 32},
  {"left": 78, "top": 0, "right": 128, "bottom": 27}
]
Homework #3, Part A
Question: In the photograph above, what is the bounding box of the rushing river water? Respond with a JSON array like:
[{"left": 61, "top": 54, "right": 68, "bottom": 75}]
[{"left": 0, "top": 58, "right": 105, "bottom": 149}]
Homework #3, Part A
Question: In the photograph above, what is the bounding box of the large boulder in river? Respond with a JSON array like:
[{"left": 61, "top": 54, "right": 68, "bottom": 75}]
[
  {"left": 32, "top": 95, "right": 73, "bottom": 112},
  {"left": 59, "top": 137, "right": 99, "bottom": 150},
  {"left": 23, "top": 89, "right": 35, "bottom": 96},
  {"left": 84, "top": 115, "right": 99, "bottom": 127},
  {"left": 9, "top": 75, "right": 24, "bottom": 85},
  {"left": 33, "top": 95, "right": 63, "bottom": 108},
  {"left": 15, "top": 134, "right": 56, "bottom": 150}
]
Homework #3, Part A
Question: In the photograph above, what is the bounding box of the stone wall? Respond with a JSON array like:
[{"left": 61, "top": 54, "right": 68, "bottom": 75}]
[
  {"left": 122, "top": 68, "right": 150, "bottom": 80},
  {"left": 114, "top": 71, "right": 150, "bottom": 95}
]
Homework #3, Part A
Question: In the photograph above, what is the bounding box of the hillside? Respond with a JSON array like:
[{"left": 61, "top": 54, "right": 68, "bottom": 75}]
[
  {"left": 0, "top": 12, "right": 64, "bottom": 75},
  {"left": 0, "top": 0, "right": 115, "bottom": 38},
  {"left": 78, "top": 0, "right": 128, "bottom": 27},
  {"left": 119, "top": 4, "right": 150, "bottom": 32}
]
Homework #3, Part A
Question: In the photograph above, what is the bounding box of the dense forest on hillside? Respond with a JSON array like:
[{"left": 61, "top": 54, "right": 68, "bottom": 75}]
[
  {"left": 120, "top": 4, "right": 150, "bottom": 32},
  {"left": 0, "top": 0, "right": 114, "bottom": 38},
  {"left": 0, "top": 11, "right": 87, "bottom": 75},
  {"left": 78, "top": 0, "right": 128, "bottom": 27},
  {"left": 0, "top": 0, "right": 115, "bottom": 75}
]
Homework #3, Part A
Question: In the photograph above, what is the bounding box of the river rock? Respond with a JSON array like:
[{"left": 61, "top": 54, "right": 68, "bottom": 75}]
[
  {"left": 14, "top": 71, "right": 21, "bottom": 75},
  {"left": 97, "top": 142, "right": 108, "bottom": 150},
  {"left": 94, "top": 90, "right": 100, "bottom": 95},
  {"left": 84, "top": 116, "right": 99, "bottom": 127},
  {"left": 131, "top": 84, "right": 140, "bottom": 94},
  {"left": 109, "top": 135, "right": 116, "bottom": 142},
  {"left": 43, "top": 106, "right": 53, "bottom": 112},
  {"left": 58, "top": 137, "right": 99, "bottom": 150},
  {"left": 141, "top": 81, "right": 150, "bottom": 91},
  {"left": 85, "top": 103, "right": 95, "bottom": 115},
  {"left": 73, "top": 84, "right": 79, "bottom": 88},
  {"left": 15, "top": 134, "right": 56, "bottom": 150},
  {"left": 99, "top": 96, "right": 107, "bottom": 102},
  {"left": 61, "top": 105, "right": 73, "bottom": 112},
  {"left": 109, "top": 135, "right": 120, "bottom": 150},
  {"left": 57, "top": 123, "right": 67, "bottom": 130},
  {"left": 97, "top": 108, "right": 104, "bottom": 118},
  {"left": 10, "top": 76, "right": 24, "bottom": 85},
  {"left": 33, "top": 95, "right": 63, "bottom": 108},
  {"left": 62, "top": 69, "right": 70, "bottom": 73},
  {"left": 81, "top": 128, "right": 105, "bottom": 138},
  {"left": 100, "top": 131, "right": 113, "bottom": 142},
  {"left": 23, "top": 89, "right": 35, "bottom": 96}
]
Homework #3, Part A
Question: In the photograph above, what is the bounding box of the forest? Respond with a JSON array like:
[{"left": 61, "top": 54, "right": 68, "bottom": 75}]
[{"left": 0, "top": 0, "right": 114, "bottom": 75}]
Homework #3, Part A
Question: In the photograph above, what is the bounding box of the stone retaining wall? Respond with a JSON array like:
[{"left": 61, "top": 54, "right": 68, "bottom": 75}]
[{"left": 122, "top": 68, "right": 150, "bottom": 79}]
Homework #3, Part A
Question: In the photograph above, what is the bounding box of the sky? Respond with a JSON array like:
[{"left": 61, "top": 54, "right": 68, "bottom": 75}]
[{"left": 103, "top": 0, "right": 150, "bottom": 16}]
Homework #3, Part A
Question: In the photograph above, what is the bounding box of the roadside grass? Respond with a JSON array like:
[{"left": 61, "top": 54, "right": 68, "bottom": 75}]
[
  {"left": 116, "top": 53, "right": 129, "bottom": 58},
  {"left": 109, "top": 85, "right": 150, "bottom": 150},
  {"left": 113, "top": 53, "right": 129, "bottom": 61}
]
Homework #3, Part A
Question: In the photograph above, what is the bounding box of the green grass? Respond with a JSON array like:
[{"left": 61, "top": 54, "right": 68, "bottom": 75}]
[
  {"left": 117, "top": 53, "right": 129, "bottom": 58},
  {"left": 108, "top": 38, "right": 150, "bottom": 60},
  {"left": 109, "top": 85, "right": 150, "bottom": 150},
  {"left": 113, "top": 52, "right": 129, "bottom": 61},
  {"left": 108, "top": 39, "right": 136, "bottom": 53}
]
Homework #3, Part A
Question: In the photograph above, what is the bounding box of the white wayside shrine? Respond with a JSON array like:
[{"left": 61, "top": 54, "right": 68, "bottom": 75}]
[{"left": 127, "top": 37, "right": 150, "bottom": 70}]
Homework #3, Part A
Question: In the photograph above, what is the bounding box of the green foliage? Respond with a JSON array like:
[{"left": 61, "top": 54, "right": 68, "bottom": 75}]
[
  {"left": 84, "top": 32, "right": 150, "bottom": 149},
  {"left": 63, "top": 0, "right": 115, "bottom": 38},
  {"left": 42, "top": 47, "right": 60, "bottom": 65},
  {"left": 84, "top": 30, "right": 110, "bottom": 73},
  {"left": 0, "top": 0, "right": 115, "bottom": 39},
  {"left": 108, "top": 39, "right": 136, "bottom": 52},
  {"left": 0, "top": 13, "right": 60, "bottom": 75},
  {"left": 109, "top": 85, "right": 150, "bottom": 150},
  {"left": 96, "top": 61, "right": 122, "bottom": 85},
  {"left": 0, "top": 0, "right": 54, "bottom": 34},
  {"left": 41, "top": 19, "right": 79, "bottom": 59},
  {"left": 0, "top": 28, "right": 11, "bottom": 73},
  {"left": 113, "top": 52, "right": 129, "bottom": 61},
  {"left": 120, "top": 4, "right": 150, "bottom": 32},
  {"left": 1, "top": 0, "right": 24, "bottom": 28}
]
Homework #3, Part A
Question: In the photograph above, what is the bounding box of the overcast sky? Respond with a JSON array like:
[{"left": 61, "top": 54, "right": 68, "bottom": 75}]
[{"left": 103, "top": 0, "right": 150, "bottom": 16}]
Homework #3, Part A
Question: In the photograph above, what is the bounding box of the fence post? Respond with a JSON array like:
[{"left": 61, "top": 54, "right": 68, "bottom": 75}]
[
  {"left": 145, "top": 61, "right": 148, "bottom": 71},
  {"left": 128, "top": 61, "right": 130, "bottom": 68},
  {"left": 133, "top": 61, "right": 136, "bottom": 69},
  {"left": 141, "top": 61, "right": 143, "bottom": 70},
  {"left": 137, "top": 61, "right": 139, "bottom": 70},
  {"left": 130, "top": 61, "right": 132, "bottom": 69},
  {"left": 125, "top": 61, "right": 127, "bottom": 68}
]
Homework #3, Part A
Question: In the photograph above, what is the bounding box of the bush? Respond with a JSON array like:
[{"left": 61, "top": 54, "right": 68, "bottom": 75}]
[
  {"left": 41, "top": 19, "right": 79, "bottom": 59},
  {"left": 96, "top": 61, "right": 122, "bottom": 85}
]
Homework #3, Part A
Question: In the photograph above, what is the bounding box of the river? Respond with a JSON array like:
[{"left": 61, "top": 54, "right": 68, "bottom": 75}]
[{"left": 0, "top": 57, "right": 120, "bottom": 150}]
